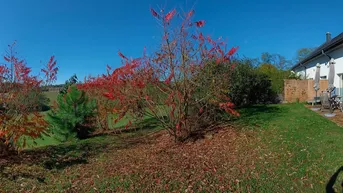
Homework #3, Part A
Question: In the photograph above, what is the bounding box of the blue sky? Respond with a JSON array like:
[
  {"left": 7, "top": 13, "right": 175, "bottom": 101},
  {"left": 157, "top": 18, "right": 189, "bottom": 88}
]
[{"left": 1, "top": 0, "right": 342, "bottom": 84}]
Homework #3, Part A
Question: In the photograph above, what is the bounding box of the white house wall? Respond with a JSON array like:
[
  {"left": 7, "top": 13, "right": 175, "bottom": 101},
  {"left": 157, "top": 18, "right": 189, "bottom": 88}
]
[{"left": 294, "top": 46, "right": 343, "bottom": 90}]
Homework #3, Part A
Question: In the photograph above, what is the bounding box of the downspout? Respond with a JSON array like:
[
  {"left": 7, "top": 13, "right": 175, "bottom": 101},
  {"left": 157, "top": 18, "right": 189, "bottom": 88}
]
[
  {"left": 300, "top": 63, "right": 306, "bottom": 79},
  {"left": 322, "top": 50, "right": 336, "bottom": 96},
  {"left": 322, "top": 50, "right": 332, "bottom": 60}
]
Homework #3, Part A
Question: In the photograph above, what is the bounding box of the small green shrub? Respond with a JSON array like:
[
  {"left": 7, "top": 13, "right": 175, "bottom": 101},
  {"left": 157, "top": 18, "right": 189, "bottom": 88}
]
[{"left": 47, "top": 85, "right": 97, "bottom": 142}]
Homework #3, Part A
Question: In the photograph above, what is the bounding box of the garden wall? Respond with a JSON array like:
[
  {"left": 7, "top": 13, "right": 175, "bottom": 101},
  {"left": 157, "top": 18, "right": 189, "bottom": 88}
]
[{"left": 284, "top": 79, "right": 328, "bottom": 102}]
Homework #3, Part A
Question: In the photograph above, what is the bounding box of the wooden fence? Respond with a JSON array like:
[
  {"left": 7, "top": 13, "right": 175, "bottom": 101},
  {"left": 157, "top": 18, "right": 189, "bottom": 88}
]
[{"left": 284, "top": 79, "right": 328, "bottom": 103}]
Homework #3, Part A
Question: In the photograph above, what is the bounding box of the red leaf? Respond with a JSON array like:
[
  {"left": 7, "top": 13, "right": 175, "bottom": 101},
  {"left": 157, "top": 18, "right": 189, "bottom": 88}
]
[
  {"left": 217, "top": 47, "right": 224, "bottom": 56},
  {"left": 150, "top": 8, "right": 158, "bottom": 17},
  {"left": 106, "top": 64, "right": 112, "bottom": 72},
  {"left": 195, "top": 20, "right": 205, "bottom": 27},
  {"left": 165, "top": 9, "right": 176, "bottom": 22},
  {"left": 191, "top": 35, "right": 197, "bottom": 40},
  {"left": 207, "top": 36, "right": 216, "bottom": 45},
  {"left": 48, "top": 56, "right": 55, "bottom": 67},
  {"left": 226, "top": 46, "right": 239, "bottom": 57},
  {"left": 209, "top": 47, "right": 216, "bottom": 53},
  {"left": 103, "top": 92, "right": 115, "bottom": 100},
  {"left": 118, "top": 51, "right": 128, "bottom": 60},
  {"left": 164, "top": 70, "right": 174, "bottom": 84},
  {"left": 187, "top": 10, "right": 194, "bottom": 18},
  {"left": 176, "top": 123, "right": 180, "bottom": 130},
  {"left": 199, "top": 33, "right": 205, "bottom": 42},
  {"left": 216, "top": 58, "right": 221, "bottom": 64}
]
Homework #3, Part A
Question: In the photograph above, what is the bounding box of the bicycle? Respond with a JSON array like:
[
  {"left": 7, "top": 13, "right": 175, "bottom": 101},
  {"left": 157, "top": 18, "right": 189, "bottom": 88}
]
[{"left": 328, "top": 88, "right": 343, "bottom": 113}]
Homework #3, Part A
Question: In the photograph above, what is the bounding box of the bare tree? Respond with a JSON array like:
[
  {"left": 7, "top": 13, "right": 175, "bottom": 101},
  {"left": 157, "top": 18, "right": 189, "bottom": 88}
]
[
  {"left": 294, "top": 47, "right": 316, "bottom": 64},
  {"left": 261, "top": 52, "right": 292, "bottom": 70}
]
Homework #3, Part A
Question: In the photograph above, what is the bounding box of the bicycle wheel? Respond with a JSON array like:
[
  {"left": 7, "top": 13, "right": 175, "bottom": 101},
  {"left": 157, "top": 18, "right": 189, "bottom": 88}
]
[{"left": 330, "top": 103, "right": 335, "bottom": 113}]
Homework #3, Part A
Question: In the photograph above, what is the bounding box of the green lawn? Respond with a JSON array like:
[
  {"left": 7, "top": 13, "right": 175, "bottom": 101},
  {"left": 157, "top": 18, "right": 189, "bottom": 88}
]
[
  {"left": 2, "top": 103, "right": 343, "bottom": 192},
  {"left": 236, "top": 104, "right": 343, "bottom": 192},
  {"left": 23, "top": 92, "right": 60, "bottom": 148},
  {"left": 22, "top": 92, "right": 60, "bottom": 148},
  {"left": 43, "top": 91, "right": 59, "bottom": 105}
]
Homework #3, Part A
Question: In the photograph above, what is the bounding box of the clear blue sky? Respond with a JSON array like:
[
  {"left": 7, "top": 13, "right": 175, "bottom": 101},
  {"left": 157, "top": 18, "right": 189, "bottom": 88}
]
[{"left": 1, "top": 0, "right": 342, "bottom": 84}]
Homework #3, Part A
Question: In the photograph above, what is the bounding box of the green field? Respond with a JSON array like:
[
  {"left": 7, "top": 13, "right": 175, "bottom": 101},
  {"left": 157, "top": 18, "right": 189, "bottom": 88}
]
[
  {"left": 2, "top": 103, "right": 343, "bottom": 192},
  {"left": 43, "top": 91, "right": 59, "bottom": 105}
]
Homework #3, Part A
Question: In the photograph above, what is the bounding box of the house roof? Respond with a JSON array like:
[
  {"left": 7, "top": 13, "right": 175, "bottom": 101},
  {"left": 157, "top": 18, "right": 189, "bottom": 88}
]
[{"left": 291, "top": 32, "right": 343, "bottom": 70}]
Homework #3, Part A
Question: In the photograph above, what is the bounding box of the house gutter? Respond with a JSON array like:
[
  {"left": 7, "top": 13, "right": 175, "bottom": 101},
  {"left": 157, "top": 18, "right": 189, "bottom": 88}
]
[
  {"left": 292, "top": 48, "right": 334, "bottom": 71},
  {"left": 292, "top": 36, "right": 343, "bottom": 70}
]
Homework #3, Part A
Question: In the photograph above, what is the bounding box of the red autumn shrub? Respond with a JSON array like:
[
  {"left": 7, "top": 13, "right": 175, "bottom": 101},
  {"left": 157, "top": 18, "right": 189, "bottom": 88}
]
[
  {"left": 81, "top": 8, "right": 239, "bottom": 141},
  {"left": 78, "top": 74, "right": 116, "bottom": 131},
  {"left": 0, "top": 41, "right": 58, "bottom": 152}
]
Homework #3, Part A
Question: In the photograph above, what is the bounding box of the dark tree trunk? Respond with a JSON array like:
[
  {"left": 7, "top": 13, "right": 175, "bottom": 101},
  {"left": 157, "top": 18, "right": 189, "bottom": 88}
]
[
  {"left": 75, "top": 124, "right": 92, "bottom": 139},
  {"left": 0, "top": 138, "right": 12, "bottom": 158}
]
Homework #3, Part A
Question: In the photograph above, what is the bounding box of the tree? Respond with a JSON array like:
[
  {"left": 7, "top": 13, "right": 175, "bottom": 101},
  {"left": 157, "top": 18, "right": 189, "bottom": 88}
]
[
  {"left": 60, "top": 74, "right": 78, "bottom": 95},
  {"left": 47, "top": 85, "right": 97, "bottom": 142},
  {"left": 0, "top": 42, "right": 58, "bottom": 154},
  {"left": 81, "top": 8, "right": 239, "bottom": 141},
  {"left": 257, "top": 63, "right": 290, "bottom": 94},
  {"left": 294, "top": 47, "right": 316, "bottom": 63},
  {"left": 78, "top": 74, "right": 117, "bottom": 131},
  {"left": 261, "top": 52, "right": 292, "bottom": 70}
]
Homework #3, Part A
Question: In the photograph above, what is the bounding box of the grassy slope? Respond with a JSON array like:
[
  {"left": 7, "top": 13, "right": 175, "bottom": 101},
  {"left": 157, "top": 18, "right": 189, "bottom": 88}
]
[
  {"left": 236, "top": 104, "right": 343, "bottom": 192},
  {"left": 3, "top": 104, "right": 343, "bottom": 192}
]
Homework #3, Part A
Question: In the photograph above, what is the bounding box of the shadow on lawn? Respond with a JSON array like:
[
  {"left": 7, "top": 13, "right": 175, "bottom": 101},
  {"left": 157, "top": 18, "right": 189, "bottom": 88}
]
[
  {"left": 238, "top": 105, "right": 283, "bottom": 117},
  {"left": 1, "top": 118, "right": 162, "bottom": 172},
  {"left": 326, "top": 166, "right": 343, "bottom": 193},
  {"left": 233, "top": 105, "right": 284, "bottom": 126},
  {"left": 136, "top": 117, "right": 161, "bottom": 130},
  {"left": 91, "top": 116, "right": 162, "bottom": 137},
  {"left": 0, "top": 140, "right": 109, "bottom": 171},
  {"left": 0, "top": 141, "right": 113, "bottom": 182}
]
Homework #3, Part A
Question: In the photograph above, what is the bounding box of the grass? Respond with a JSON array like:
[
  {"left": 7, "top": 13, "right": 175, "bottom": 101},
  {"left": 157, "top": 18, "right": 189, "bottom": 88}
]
[
  {"left": 236, "top": 104, "right": 343, "bottom": 192},
  {"left": 23, "top": 92, "right": 60, "bottom": 148},
  {"left": 43, "top": 91, "right": 59, "bottom": 105},
  {"left": 2, "top": 103, "right": 343, "bottom": 192}
]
